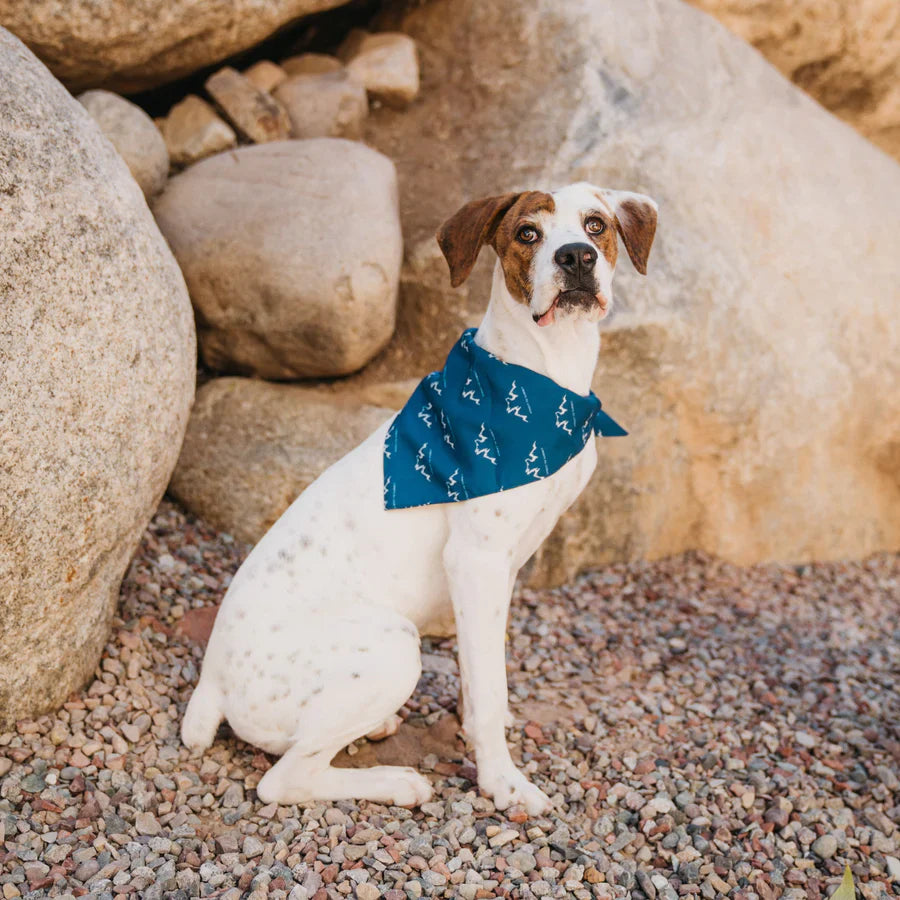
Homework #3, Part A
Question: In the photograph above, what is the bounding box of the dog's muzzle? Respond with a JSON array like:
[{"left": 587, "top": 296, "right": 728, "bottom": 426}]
[{"left": 533, "top": 242, "right": 606, "bottom": 326}]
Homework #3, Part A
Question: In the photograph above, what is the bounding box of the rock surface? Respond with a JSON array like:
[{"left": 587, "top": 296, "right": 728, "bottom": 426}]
[
  {"left": 0, "top": 0, "right": 352, "bottom": 92},
  {"left": 169, "top": 379, "right": 394, "bottom": 542},
  {"left": 77, "top": 89, "right": 169, "bottom": 198},
  {"left": 204, "top": 66, "right": 291, "bottom": 144},
  {"left": 153, "top": 139, "right": 403, "bottom": 379},
  {"left": 160, "top": 94, "right": 237, "bottom": 167},
  {"left": 687, "top": 0, "right": 900, "bottom": 162},
  {"left": 0, "top": 29, "right": 195, "bottom": 726},
  {"left": 273, "top": 70, "right": 368, "bottom": 139},
  {"left": 242, "top": 59, "right": 288, "bottom": 93},
  {"left": 344, "top": 32, "right": 420, "bottom": 107},
  {"left": 354, "top": 0, "right": 900, "bottom": 585},
  {"left": 282, "top": 52, "right": 343, "bottom": 76}
]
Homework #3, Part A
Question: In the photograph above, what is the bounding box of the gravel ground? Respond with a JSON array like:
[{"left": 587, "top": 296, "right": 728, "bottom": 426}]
[{"left": 1, "top": 498, "right": 898, "bottom": 900}]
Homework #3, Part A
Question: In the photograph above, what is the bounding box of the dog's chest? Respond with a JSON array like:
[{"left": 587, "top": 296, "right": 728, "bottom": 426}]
[
  {"left": 518, "top": 438, "right": 597, "bottom": 560},
  {"left": 452, "top": 436, "right": 598, "bottom": 574}
]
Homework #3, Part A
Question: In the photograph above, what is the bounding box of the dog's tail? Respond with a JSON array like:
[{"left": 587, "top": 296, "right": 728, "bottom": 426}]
[{"left": 181, "top": 673, "right": 223, "bottom": 752}]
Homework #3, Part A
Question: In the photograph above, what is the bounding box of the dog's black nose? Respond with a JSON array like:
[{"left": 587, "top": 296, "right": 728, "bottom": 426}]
[{"left": 554, "top": 242, "right": 597, "bottom": 277}]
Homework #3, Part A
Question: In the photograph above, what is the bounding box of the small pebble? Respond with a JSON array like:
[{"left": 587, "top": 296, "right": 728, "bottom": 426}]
[{"left": 812, "top": 834, "right": 838, "bottom": 859}]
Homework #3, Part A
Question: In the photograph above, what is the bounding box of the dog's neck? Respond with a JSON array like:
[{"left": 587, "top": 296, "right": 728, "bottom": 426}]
[{"left": 475, "top": 262, "right": 601, "bottom": 396}]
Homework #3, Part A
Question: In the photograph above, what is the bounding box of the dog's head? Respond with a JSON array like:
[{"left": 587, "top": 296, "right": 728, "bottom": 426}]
[{"left": 436, "top": 182, "right": 657, "bottom": 327}]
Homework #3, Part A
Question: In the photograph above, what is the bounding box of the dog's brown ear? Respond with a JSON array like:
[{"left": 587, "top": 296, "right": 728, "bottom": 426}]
[
  {"left": 436, "top": 192, "right": 523, "bottom": 287},
  {"left": 603, "top": 190, "right": 658, "bottom": 275}
]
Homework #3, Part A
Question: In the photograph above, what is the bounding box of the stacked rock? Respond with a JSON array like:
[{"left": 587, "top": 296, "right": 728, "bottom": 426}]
[
  {"left": 153, "top": 31, "right": 420, "bottom": 168},
  {"left": 145, "top": 33, "right": 422, "bottom": 538}
]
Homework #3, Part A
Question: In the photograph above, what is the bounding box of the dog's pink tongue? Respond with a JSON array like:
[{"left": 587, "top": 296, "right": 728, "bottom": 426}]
[{"left": 536, "top": 305, "right": 556, "bottom": 327}]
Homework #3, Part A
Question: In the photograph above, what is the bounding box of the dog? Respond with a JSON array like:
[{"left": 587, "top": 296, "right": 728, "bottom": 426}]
[{"left": 182, "top": 182, "right": 657, "bottom": 814}]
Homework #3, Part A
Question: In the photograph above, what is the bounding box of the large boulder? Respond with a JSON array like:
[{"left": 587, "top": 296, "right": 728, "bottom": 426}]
[
  {"left": 0, "top": 30, "right": 195, "bottom": 725},
  {"left": 0, "top": 0, "right": 351, "bottom": 93},
  {"left": 686, "top": 0, "right": 900, "bottom": 163},
  {"left": 169, "top": 378, "right": 395, "bottom": 543},
  {"left": 153, "top": 139, "right": 403, "bottom": 379},
  {"left": 346, "top": 0, "right": 900, "bottom": 585}
]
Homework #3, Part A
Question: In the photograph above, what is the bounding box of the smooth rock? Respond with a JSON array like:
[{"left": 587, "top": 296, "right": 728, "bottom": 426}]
[
  {"left": 811, "top": 834, "right": 838, "bottom": 859},
  {"left": 168, "top": 378, "right": 394, "bottom": 543},
  {"left": 282, "top": 52, "right": 344, "bottom": 76},
  {"left": 243, "top": 59, "right": 288, "bottom": 93},
  {"left": 0, "top": 28, "right": 194, "bottom": 726},
  {"left": 488, "top": 829, "right": 519, "bottom": 848},
  {"left": 160, "top": 95, "right": 237, "bottom": 166},
  {"left": 153, "top": 139, "right": 402, "bottom": 379},
  {"left": 886, "top": 856, "right": 900, "bottom": 882},
  {"left": 135, "top": 813, "right": 161, "bottom": 837},
  {"left": 273, "top": 70, "right": 368, "bottom": 139},
  {"left": 243, "top": 836, "right": 265, "bottom": 859},
  {"left": 0, "top": 0, "right": 352, "bottom": 92},
  {"left": 687, "top": 0, "right": 900, "bottom": 162},
  {"left": 764, "top": 805, "right": 790, "bottom": 828},
  {"left": 222, "top": 783, "right": 244, "bottom": 808},
  {"left": 77, "top": 89, "right": 168, "bottom": 198},
  {"left": 215, "top": 832, "right": 240, "bottom": 854},
  {"left": 357, "top": 0, "right": 900, "bottom": 586},
  {"left": 204, "top": 66, "right": 291, "bottom": 143},
  {"left": 74, "top": 860, "right": 100, "bottom": 882},
  {"left": 20, "top": 774, "right": 46, "bottom": 793},
  {"left": 636, "top": 870, "right": 657, "bottom": 900},
  {"left": 507, "top": 850, "right": 536, "bottom": 874},
  {"left": 344, "top": 32, "right": 419, "bottom": 107}
]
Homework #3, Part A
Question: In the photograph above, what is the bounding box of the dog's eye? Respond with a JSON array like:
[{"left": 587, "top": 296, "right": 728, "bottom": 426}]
[
  {"left": 585, "top": 216, "right": 606, "bottom": 235},
  {"left": 516, "top": 225, "right": 540, "bottom": 244}
]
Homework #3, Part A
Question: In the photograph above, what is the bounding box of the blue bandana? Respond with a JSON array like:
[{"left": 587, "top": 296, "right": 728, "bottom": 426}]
[{"left": 383, "top": 328, "right": 626, "bottom": 510}]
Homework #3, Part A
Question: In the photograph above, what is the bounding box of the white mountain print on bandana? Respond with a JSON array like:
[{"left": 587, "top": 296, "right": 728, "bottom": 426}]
[
  {"left": 417, "top": 403, "right": 433, "bottom": 428},
  {"left": 555, "top": 394, "right": 575, "bottom": 435},
  {"left": 414, "top": 442, "right": 433, "bottom": 481},
  {"left": 439, "top": 408, "right": 456, "bottom": 450},
  {"left": 524, "top": 441, "right": 549, "bottom": 479},
  {"left": 505, "top": 380, "right": 532, "bottom": 422},
  {"left": 461, "top": 369, "right": 485, "bottom": 405},
  {"left": 474, "top": 423, "right": 499, "bottom": 465},
  {"left": 581, "top": 415, "right": 594, "bottom": 443},
  {"left": 446, "top": 467, "right": 468, "bottom": 501},
  {"left": 384, "top": 421, "right": 400, "bottom": 460}
]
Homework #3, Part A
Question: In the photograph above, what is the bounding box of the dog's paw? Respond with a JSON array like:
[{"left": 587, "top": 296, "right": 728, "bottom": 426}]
[
  {"left": 385, "top": 768, "right": 434, "bottom": 808},
  {"left": 479, "top": 767, "right": 552, "bottom": 816}
]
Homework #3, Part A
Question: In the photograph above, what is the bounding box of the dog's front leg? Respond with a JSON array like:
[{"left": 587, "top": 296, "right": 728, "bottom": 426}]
[{"left": 443, "top": 540, "right": 552, "bottom": 815}]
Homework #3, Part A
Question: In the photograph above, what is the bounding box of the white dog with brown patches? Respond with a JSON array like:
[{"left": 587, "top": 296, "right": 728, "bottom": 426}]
[{"left": 182, "top": 182, "right": 657, "bottom": 814}]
